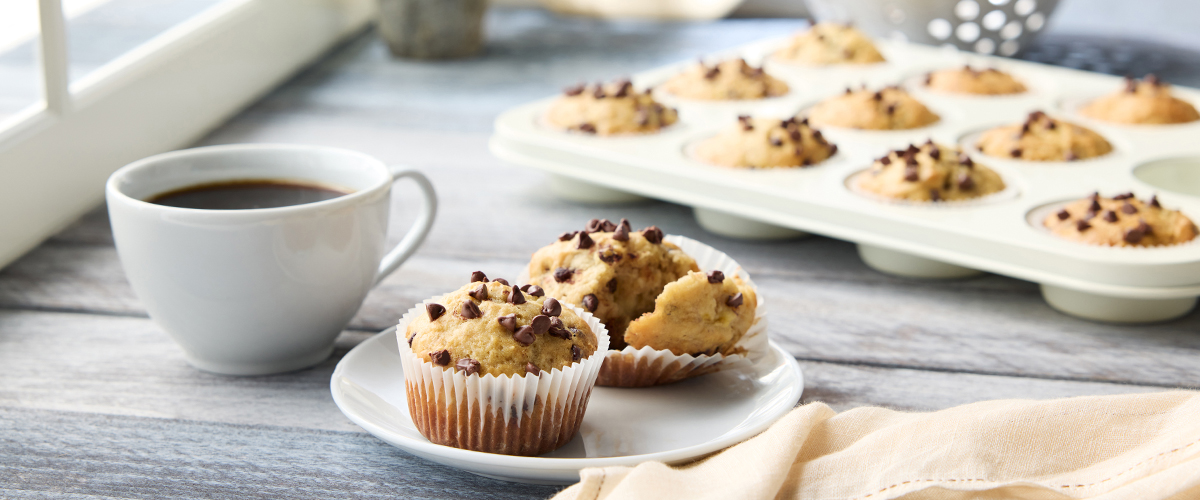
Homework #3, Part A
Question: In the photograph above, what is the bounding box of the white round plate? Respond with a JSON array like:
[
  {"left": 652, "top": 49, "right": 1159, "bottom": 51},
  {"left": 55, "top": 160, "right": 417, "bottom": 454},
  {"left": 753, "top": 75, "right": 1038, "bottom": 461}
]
[{"left": 330, "top": 327, "right": 804, "bottom": 485}]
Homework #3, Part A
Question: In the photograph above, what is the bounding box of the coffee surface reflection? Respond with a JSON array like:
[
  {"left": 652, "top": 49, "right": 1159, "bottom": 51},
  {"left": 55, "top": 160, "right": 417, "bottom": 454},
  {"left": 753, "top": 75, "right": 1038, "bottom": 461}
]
[{"left": 147, "top": 179, "right": 349, "bottom": 210}]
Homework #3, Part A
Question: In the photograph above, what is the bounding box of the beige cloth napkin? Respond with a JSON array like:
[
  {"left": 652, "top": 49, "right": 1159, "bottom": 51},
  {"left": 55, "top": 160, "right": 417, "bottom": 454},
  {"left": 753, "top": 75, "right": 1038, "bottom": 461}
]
[{"left": 553, "top": 392, "right": 1200, "bottom": 500}]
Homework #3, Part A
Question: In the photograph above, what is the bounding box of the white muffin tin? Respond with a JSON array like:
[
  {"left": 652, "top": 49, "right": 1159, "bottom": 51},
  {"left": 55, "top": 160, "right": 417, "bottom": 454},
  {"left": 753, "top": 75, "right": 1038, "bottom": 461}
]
[{"left": 489, "top": 37, "right": 1200, "bottom": 323}]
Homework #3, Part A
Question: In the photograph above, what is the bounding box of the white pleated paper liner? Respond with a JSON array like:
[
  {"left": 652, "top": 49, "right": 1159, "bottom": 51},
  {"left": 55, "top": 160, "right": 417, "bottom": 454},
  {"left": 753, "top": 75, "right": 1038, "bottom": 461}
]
[
  {"left": 596, "top": 234, "right": 768, "bottom": 388},
  {"left": 396, "top": 301, "right": 610, "bottom": 456}
]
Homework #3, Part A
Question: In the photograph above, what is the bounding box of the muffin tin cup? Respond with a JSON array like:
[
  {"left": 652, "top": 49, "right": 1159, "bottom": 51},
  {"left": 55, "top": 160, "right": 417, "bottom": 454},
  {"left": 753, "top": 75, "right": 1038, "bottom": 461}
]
[
  {"left": 596, "top": 235, "right": 769, "bottom": 388},
  {"left": 396, "top": 301, "right": 610, "bottom": 456}
]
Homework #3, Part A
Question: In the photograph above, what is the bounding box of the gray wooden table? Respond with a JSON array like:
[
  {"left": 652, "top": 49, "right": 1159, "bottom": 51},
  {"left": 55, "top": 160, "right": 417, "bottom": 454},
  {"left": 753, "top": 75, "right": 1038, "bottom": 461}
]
[{"left": 4, "top": 7, "right": 1200, "bottom": 499}]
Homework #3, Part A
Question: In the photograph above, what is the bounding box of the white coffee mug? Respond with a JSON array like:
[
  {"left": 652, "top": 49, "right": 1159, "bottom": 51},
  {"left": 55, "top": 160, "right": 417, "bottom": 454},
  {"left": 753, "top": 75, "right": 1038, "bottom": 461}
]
[{"left": 106, "top": 144, "right": 436, "bottom": 375}]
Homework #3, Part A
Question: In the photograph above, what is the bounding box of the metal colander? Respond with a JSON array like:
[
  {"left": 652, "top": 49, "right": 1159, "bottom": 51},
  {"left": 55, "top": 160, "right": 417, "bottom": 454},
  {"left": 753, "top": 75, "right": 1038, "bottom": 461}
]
[{"left": 804, "top": 0, "right": 1061, "bottom": 56}]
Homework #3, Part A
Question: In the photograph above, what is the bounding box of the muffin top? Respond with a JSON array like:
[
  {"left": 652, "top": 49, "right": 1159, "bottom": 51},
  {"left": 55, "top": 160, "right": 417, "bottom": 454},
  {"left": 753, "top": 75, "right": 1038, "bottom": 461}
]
[
  {"left": 623, "top": 270, "right": 757, "bottom": 357},
  {"left": 808, "top": 86, "right": 939, "bottom": 130},
  {"left": 545, "top": 80, "right": 678, "bottom": 135},
  {"left": 855, "top": 142, "right": 1005, "bottom": 202},
  {"left": 694, "top": 116, "right": 837, "bottom": 169},
  {"left": 977, "top": 111, "right": 1112, "bottom": 161},
  {"left": 924, "top": 66, "right": 1027, "bottom": 95},
  {"left": 661, "top": 58, "right": 789, "bottom": 100},
  {"left": 406, "top": 274, "right": 599, "bottom": 377},
  {"left": 773, "top": 22, "right": 885, "bottom": 65},
  {"left": 1043, "top": 193, "right": 1197, "bottom": 247},
  {"left": 528, "top": 219, "right": 699, "bottom": 350},
  {"left": 1080, "top": 75, "right": 1199, "bottom": 125}
]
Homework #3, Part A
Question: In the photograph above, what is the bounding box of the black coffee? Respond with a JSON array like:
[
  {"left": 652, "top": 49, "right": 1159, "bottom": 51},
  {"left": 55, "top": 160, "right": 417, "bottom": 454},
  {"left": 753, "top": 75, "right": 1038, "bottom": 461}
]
[{"left": 147, "top": 179, "right": 350, "bottom": 210}]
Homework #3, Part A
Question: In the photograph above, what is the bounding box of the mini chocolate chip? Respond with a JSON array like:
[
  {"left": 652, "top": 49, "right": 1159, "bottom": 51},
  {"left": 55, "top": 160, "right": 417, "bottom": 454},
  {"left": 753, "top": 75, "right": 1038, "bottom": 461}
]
[
  {"left": 578, "top": 123, "right": 597, "bottom": 134},
  {"left": 469, "top": 283, "right": 489, "bottom": 301},
  {"left": 542, "top": 298, "right": 562, "bottom": 317},
  {"left": 619, "top": 218, "right": 632, "bottom": 231},
  {"left": 1089, "top": 199, "right": 1102, "bottom": 212},
  {"left": 1056, "top": 209, "right": 1070, "bottom": 220},
  {"left": 1114, "top": 192, "right": 1134, "bottom": 200},
  {"left": 886, "top": 104, "right": 896, "bottom": 115},
  {"left": 497, "top": 314, "right": 517, "bottom": 332},
  {"left": 456, "top": 358, "right": 480, "bottom": 375},
  {"left": 513, "top": 326, "right": 536, "bottom": 346},
  {"left": 1077, "top": 220, "right": 1091, "bottom": 232},
  {"left": 1139, "top": 220, "right": 1154, "bottom": 235},
  {"left": 612, "top": 224, "right": 630, "bottom": 241},
  {"left": 1103, "top": 211, "right": 1119, "bottom": 223},
  {"left": 957, "top": 174, "right": 975, "bottom": 190},
  {"left": 1124, "top": 226, "right": 1146, "bottom": 244},
  {"left": 738, "top": 115, "right": 753, "bottom": 131},
  {"left": 1020, "top": 123, "right": 1030, "bottom": 135},
  {"left": 524, "top": 285, "right": 545, "bottom": 297},
  {"left": 553, "top": 267, "right": 572, "bottom": 282},
  {"left": 549, "top": 318, "right": 571, "bottom": 339},
  {"left": 1010, "top": 148, "right": 1022, "bottom": 158},
  {"left": 601, "top": 220, "right": 617, "bottom": 232},
  {"left": 607, "top": 279, "right": 618, "bottom": 292},
  {"left": 904, "top": 167, "right": 920, "bottom": 182},
  {"left": 642, "top": 226, "right": 664, "bottom": 244},
  {"left": 960, "top": 154, "right": 974, "bottom": 167},
  {"left": 769, "top": 135, "right": 783, "bottom": 147},
  {"left": 930, "top": 189, "right": 941, "bottom": 202},
  {"left": 585, "top": 218, "right": 603, "bottom": 233},
  {"left": 426, "top": 303, "right": 446, "bottom": 321},
  {"left": 1046, "top": 120, "right": 1057, "bottom": 130},
  {"left": 525, "top": 363, "right": 541, "bottom": 376},
  {"left": 564, "top": 84, "right": 585, "bottom": 96},
  {"left": 872, "top": 91, "right": 882, "bottom": 101},
  {"left": 845, "top": 87, "right": 852, "bottom": 94},
  {"left": 880, "top": 156, "right": 891, "bottom": 165},
  {"left": 1121, "top": 203, "right": 1137, "bottom": 214},
  {"left": 828, "top": 144, "right": 838, "bottom": 156},
  {"left": 726, "top": 292, "right": 744, "bottom": 308},
  {"left": 614, "top": 80, "right": 631, "bottom": 97},
  {"left": 430, "top": 350, "right": 451, "bottom": 366},
  {"left": 577, "top": 231, "right": 594, "bottom": 249},
  {"left": 1064, "top": 151, "right": 1077, "bottom": 161},
  {"left": 571, "top": 345, "right": 582, "bottom": 362},
  {"left": 581, "top": 293, "right": 599, "bottom": 312},
  {"left": 592, "top": 86, "right": 605, "bottom": 99},
  {"left": 559, "top": 231, "right": 576, "bottom": 241},
  {"left": 407, "top": 333, "right": 416, "bottom": 346},
  {"left": 508, "top": 285, "right": 526, "bottom": 305},
  {"left": 599, "top": 248, "right": 621, "bottom": 264},
  {"left": 530, "top": 315, "right": 551, "bottom": 335},
  {"left": 634, "top": 110, "right": 649, "bottom": 126},
  {"left": 704, "top": 66, "right": 720, "bottom": 79},
  {"left": 707, "top": 270, "right": 725, "bottom": 283},
  {"left": 1150, "top": 195, "right": 1161, "bottom": 208},
  {"left": 813, "top": 130, "right": 824, "bottom": 142},
  {"left": 929, "top": 147, "right": 940, "bottom": 160},
  {"left": 788, "top": 129, "right": 802, "bottom": 142},
  {"left": 492, "top": 278, "right": 509, "bottom": 286},
  {"left": 459, "top": 300, "right": 482, "bottom": 319},
  {"left": 470, "top": 271, "right": 488, "bottom": 283}
]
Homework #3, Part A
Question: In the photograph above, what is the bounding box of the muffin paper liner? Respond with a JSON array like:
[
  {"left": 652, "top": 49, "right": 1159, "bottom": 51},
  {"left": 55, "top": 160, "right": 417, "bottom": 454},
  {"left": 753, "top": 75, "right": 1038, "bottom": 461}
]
[
  {"left": 595, "top": 234, "right": 769, "bottom": 388},
  {"left": 397, "top": 301, "right": 610, "bottom": 456}
]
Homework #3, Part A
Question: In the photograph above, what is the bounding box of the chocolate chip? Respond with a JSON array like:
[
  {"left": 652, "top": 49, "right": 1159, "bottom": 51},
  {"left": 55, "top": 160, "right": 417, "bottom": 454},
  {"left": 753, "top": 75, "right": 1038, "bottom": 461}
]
[
  {"left": 571, "top": 345, "right": 582, "bottom": 362},
  {"left": 494, "top": 278, "right": 511, "bottom": 286},
  {"left": 558, "top": 231, "right": 576, "bottom": 241},
  {"left": 614, "top": 80, "right": 631, "bottom": 97},
  {"left": 528, "top": 315, "right": 550, "bottom": 335},
  {"left": 525, "top": 363, "right": 541, "bottom": 376},
  {"left": 1064, "top": 151, "right": 1077, "bottom": 161},
  {"left": 1089, "top": 199, "right": 1102, "bottom": 212},
  {"left": 459, "top": 300, "right": 482, "bottom": 319},
  {"left": 607, "top": 279, "right": 617, "bottom": 292},
  {"left": 578, "top": 123, "right": 596, "bottom": 134},
  {"left": 511, "top": 325, "right": 536, "bottom": 346},
  {"left": 599, "top": 248, "right": 622, "bottom": 264},
  {"left": 886, "top": 104, "right": 896, "bottom": 115},
  {"left": 788, "top": 129, "right": 802, "bottom": 142},
  {"left": 1077, "top": 220, "right": 1091, "bottom": 232},
  {"left": 430, "top": 350, "right": 451, "bottom": 366},
  {"left": 601, "top": 220, "right": 617, "bottom": 232},
  {"left": 1121, "top": 203, "right": 1137, "bottom": 214},
  {"left": 880, "top": 156, "right": 891, "bottom": 165},
  {"left": 498, "top": 314, "right": 517, "bottom": 332},
  {"left": 704, "top": 66, "right": 720, "bottom": 79},
  {"left": 828, "top": 144, "right": 838, "bottom": 156},
  {"left": 1139, "top": 220, "right": 1153, "bottom": 234},
  {"left": 929, "top": 147, "right": 940, "bottom": 160},
  {"left": 1150, "top": 195, "right": 1161, "bottom": 208},
  {"left": 642, "top": 226, "right": 664, "bottom": 244},
  {"left": 957, "top": 174, "right": 975, "bottom": 190},
  {"left": 726, "top": 292, "right": 744, "bottom": 308},
  {"left": 469, "top": 283, "right": 489, "bottom": 301},
  {"left": 542, "top": 298, "right": 562, "bottom": 317},
  {"left": 1124, "top": 76, "right": 1137, "bottom": 93},
  {"left": 592, "top": 85, "right": 605, "bottom": 99},
  {"left": 508, "top": 285, "right": 526, "bottom": 305},
  {"left": 1020, "top": 123, "right": 1030, "bottom": 135},
  {"left": 619, "top": 218, "right": 631, "bottom": 231},
  {"left": 930, "top": 189, "right": 941, "bottom": 202},
  {"left": 872, "top": 91, "right": 882, "bottom": 101},
  {"left": 553, "top": 267, "right": 572, "bottom": 282},
  {"left": 612, "top": 223, "right": 630, "bottom": 241},
  {"left": 707, "top": 270, "right": 725, "bottom": 284},
  {"left": 407, "top": 332, "right": 416, "bottom": 346},
  {"left": 904, "top": 167, "right": 919, "bottom": 182},
  {"left": 456, "top": 358, "right": 480, "bottom": 375},
  {"left": 1046, "top": 120, "right": 1057, "bottom": 130},
  {"left": 523, "top": 285, "right": 545, "bottom": 297},
  {"left": 548, "top": 318, "right": 571, "bottom": 339},
  {"left": 1124, "top": 226, "right": 1146, "bottom": 244},
  {"left": 585, "top": 218, "right": 603, "bottom": 233},
  {"left": 1056, "top": 209, "right": 1070, "bottom": 220},
  {"left": 564, "top": 84, "right": 585, "bottom": 96},
  {"left": 769, "top": 135, "right": 783, "bottom": 147},
  {"left": 1010, "top": 148, "right": 1022, "bottom": 158},
  {"left": 924, "top": 73, "right": 932, "bottom": 86},
  {"left": 426, "top": 303, "right": 446, "bottom": 321},
  {"left": 738, "top": 115, "right": 753, "bottom": 131},
  {"left": 1103, "top": 210, "right": 1119, "bottom": 223},
  {"left": 634, "top": 110, "right": 649, "bottom": 126},
  {"left": 959, "top": 154, "right": 974, "bottom": 167},
  {"left": 1114, "top": 192, "right": 1134, "bottom": 200},
  {"left": 470, "top": 271, "right": 488, "bottom": 283},
  {"left": 577, "top": 231, "right": 594, "bottom": 249}
]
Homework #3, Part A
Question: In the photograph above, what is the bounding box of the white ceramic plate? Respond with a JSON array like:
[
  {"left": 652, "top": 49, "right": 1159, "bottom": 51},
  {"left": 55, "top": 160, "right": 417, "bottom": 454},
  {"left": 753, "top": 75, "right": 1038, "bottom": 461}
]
[{"left": 330, "top": 327, "right": 804, "bottom": 484}]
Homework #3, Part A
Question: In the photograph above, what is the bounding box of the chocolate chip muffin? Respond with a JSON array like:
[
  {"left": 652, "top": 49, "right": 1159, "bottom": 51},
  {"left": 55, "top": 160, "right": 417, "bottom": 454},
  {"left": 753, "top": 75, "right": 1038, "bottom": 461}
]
[
  {"left": 527, "top": 219, "right": 700, "bottom": 350},
  {"left": 661, "top": 58, "right": 789, "bottom": 100},
  {"left": 693, "top": 116, "right": 837, "bottom": 168},
  {"left": 977, "top": 111, "right": 1113, "bottom": 161},
  {"left": 924, "top": 66, "right": 1027, "bottom": 95},
  {"left": 855, "top": 142, "right": 1005, "bottom": 202},
  {"left": 406, "top": 273, "right": 598, "bottom": 377},
  {"left": 1080, "top": 75, "right": 1200, "bottom": 125},
  {"left": 773, "top": 22, "right": 886, "bottom": 65},
  {"left": 808, "top": 86, "right": 939, "bottom": 130},
  {"left": 623, "top": 270, "right": 757, "bottom": 357},
  {"left": 545, "top": 79, "right": 678, "bottom": 135},
  {"left": 1043, "top": 193, "right": 1197, "bottom": 247}
]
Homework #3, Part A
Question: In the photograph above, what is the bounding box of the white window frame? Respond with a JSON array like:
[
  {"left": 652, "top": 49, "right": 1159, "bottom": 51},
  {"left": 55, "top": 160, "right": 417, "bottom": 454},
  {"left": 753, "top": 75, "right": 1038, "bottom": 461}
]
[{"left": 0, "top": 0, "right": 375, "bottom": 268}]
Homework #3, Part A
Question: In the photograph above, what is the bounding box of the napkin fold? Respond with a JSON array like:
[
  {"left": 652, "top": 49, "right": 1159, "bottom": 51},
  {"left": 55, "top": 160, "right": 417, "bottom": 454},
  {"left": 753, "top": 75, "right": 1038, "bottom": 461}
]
[{"left": 553, "top": 392, "right": 1200, "bottom": 500}]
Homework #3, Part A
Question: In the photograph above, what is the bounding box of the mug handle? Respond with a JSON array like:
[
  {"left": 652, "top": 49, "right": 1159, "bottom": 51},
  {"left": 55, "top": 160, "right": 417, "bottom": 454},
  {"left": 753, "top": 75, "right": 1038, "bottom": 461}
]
[{"left": 374, "top": 166, "right": 438, "bottom": 286}]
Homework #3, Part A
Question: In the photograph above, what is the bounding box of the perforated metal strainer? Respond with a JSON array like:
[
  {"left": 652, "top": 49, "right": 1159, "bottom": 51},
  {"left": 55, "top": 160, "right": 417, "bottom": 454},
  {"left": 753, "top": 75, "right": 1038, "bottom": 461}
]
[{"left": 804, "top": 0, "right": 1061, "bottom": 56}]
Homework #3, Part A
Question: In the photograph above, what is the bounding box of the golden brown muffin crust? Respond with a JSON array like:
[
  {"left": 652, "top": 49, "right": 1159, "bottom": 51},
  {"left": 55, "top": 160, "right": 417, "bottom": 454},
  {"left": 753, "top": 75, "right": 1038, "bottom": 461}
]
[
  {"left": 855, "top": 142, "right": 1005, "bottom": 202},
  {"left": 1043, "top": 193, "right": 1197, "bottom": 247},
  {"left": 1080, "top": 75, "right": 1199, "bottom": 125},
  {"left": 773, "top": 22, "right": 886, "bottom": 65},
  {"left": 924, "top": 66, "right": 1027, "bottom": 95},
  {"left": 977, "top": 111, "right": 1112, "bottom": 161},
  {"left": 661, "top": 58, "right": 789, "bottom": 100},
  {"left": 694, "top": 116, "right": 837, "bottom": 168},
  {"left": 545, "top": 79, "right": 678, "bottom": 135},
  {"left": 808, "top": 87, "right": 939, "bottom": 130},
  {"left": 406, "top": 276, "right": 598, "bottom": 377}
]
